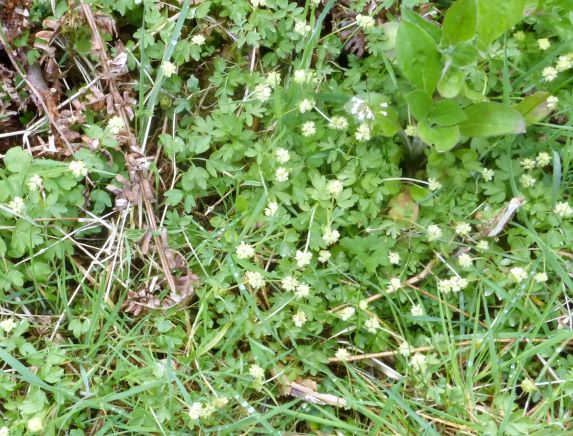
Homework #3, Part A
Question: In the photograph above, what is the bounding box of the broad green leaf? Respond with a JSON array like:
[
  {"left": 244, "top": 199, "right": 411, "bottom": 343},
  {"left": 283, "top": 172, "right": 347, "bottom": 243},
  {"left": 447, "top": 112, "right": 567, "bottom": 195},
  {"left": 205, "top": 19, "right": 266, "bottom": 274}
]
[
  {"left": 4, "top": 147, "right": 32, "bottom": 173},
  {"left": 7, "top": 270, "right": 24, "bottom": 287},
  {"left": 438, "top": 69, "right": 465, "bottom": 99},
  {"left": 375, "top": 108, "right": 401, "bottom": 137},
  {"left": 451, "top": 42, "right": 479, "bottom": 67},
  {"left": 442, "top": 0, "right": 477, "bottom": 45},
  {"left": 459, "top": 102, "right": 526, "bottom": 137},
  {"left": 430, "top": 100, "right": 467, "bottom": 126},
  {"left": 418, "top": 120, "right": 461, "bottom": 152},
  {"left": 380, "top": 22, "right": 399, "bottom": 51},
  {"left": 402, "top": 9, "right": 442, "bottom": 42},
  {"left": 404, "top": 90, "right": 433, "bottom": 120},
  {"left": 476, "top": 0, "right": 526, "bottom": 48},
  {"left": 463, "top": 82, "right": 488, "bottom": 102},
  {"left": 513, "top": 92, "right": 552, "bottom": 125},
  {"left": 396, "top": 20, "right": 442, "bottom": 94}
]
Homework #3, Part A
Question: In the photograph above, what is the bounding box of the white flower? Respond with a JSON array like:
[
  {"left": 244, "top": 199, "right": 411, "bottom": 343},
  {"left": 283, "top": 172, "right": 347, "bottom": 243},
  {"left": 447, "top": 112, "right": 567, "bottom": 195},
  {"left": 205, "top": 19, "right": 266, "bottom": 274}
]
[
  {"left": 457, "top": 253, "right": 473, "bottom": 269},
  {"left": 161, "top": 61, "right": 177, "bottom": 77},
  {"left": 293, "top": 69, "right": 308, "bottom": 84},
  {"left": 355, "top": 123, "right": 371, "bottom": 142},
  {"left": 335, "top": 347, "right": 351, "bottom": 361},
  {"left": 399, "top": 342, "right": 412, "bottom": 356},
  {"left": 294, "top": 21, "right": 311, "bottom": 35},
  {"left": 275, "top": 148, "right": 290, "bottom": 163},
  {"left": 0, "top": 318, "right": 17, "bottom": 332},
  {"left": 254, "top": 84, "right": 272, "bottom": 102},
  {"left": 264, "top": 201, "right": 279, "bottom": 217},
  {"left": 318, "top": 250, "right": 331, "bottom": 263},
  {"left": 438, "top": 276, "right": 469, "bottom": 294},
  {"left": 520, "top": 173, "right": 536, "bottom": 188},
  {"left": 107, "top": 115, "right": 125, "bottom": 134},
  {"left": 386, "top": 277, "right": 401, "bottom": 293},
  {"left": 27, "top": 417, "right": 43, "bottom": 433},
  {"left": 350, "top": 97, "right": 374, "bottom": 122},
  {"left": 388, "top": 251, "right": 401, "bottom": 265},
  {"left": 438, "top": 278, "right": 452, "bottom": 294},
  {"left": 545, "top": 96, "right": 559, "bottom": 110},
  {"left": 281, "top": 276, "right": 299, "bottom": 291},
  {"left": 554, "top": 201, "right": 573, "bottom": 217},
  {"left": 338, "top": 306, "right": 355, "bottom": 321},
  {"left": 427, "top": 224, "right": 442, "bottom": 241},
  {"left": 356, "top": 14, "right": 375, "bottom": 30},
  {"left": 191, "top": 34, "right": 206, "bottom": 46},
  {"left": 275, "top": 167, "right": 289, "bottom": 182},
  {"left": 8, "top": 197, "right": 25, "bottom": 215},
  {"left": 450, "top": 276, "right": 468, "bottom": 292},
  {"left": 455, "top": 222, "right": 472, "bottom": 237},
  {"left": 328, "top": 116, "right": 348, "bottom": 130},
  {"left": 364, "top": 316, "right": 380, "bottom": 333},
  {"left": 298, "top": 98, "right": 315, "bottom": 113},
  {"left": 476, "top": 240, "right": 489, "bottom": 251},
  {"left": 0, "top": 426, "right": 8, "bottom": 436},
  {"left": 265, "top": 71, "right": 281, "bottom": 87},
  {"left": 410, "top": 304, "right": 424, "bottom": 317},
  {"left": 537, "top": 38, "right": 550, "bottom": 50},
  {"left": 405, "top": 124, "right": 416, "bottom": 136},
  {"left": 327, "top": 179, "right": 344, "bottom": 195},
  {"left": 212, "top": 397, "right": 229, "bottom": 408},
  {"left": 245, "top": 271, "right": 265, "bottom": 289},
  {"left": 428, "top": 178, "right": 442, "bottom": 191},
  {"left": 358, "top": 300, "right": 368, "bottom": 310},
  {"left": 536, "top": 151, "right": 552, "bottom": 167},
  {"left": 69, "top": 160, "right": 88, "bottom": 178},
  {"left": 410, "top": 353, "right": 427, "bottom": 371},
  {"left": 534, "top": 272, "right": 548, "bottom": 283},
  {"left": 520, "top": 158, "right": 536, "bottom": 170},
  {"left": 201, "top": 402, "right": 216, "bottom": 418},
  {"left": 28, "top": 174, "right": 43, "bottom": 191},
  {"left": 250, "top": 0, "right": 266, "bottom": 7},
  {"left": 322, "top": 227, "right": 340, "bottom": 245},
  {"left": 542, "top": 66, "right": 558, "bottom": 82},
  {"left": 295, "top": 282, "right": 310, "bottom": 298},
  {"left": 556, "top": 53, "right": 573, "bottom": 72},
  {"left": 301, "top": 121, "right": 316, "bottom": 137},
  {"left": 481, "top": 168, "right": 495, "bottom": 182},
  {"left": 379, "top": 102, "right": 389, "bottom": 116},
  {"left": 236, "top": 241, "right": 255, "bottom": 259},
  {"left": 188, "top": 402, "right": 204, "bottom": 420},
  {"left": 510, "top": 266, "right": 528, "bottom": 282},
  {"left": 249, "top": 364, "right": 265, "bottom": 379},
  {"left": 292, "top": 310, "right": 307, "bottom": 327},
  {"left": 295, "top": 250, "right": 312, "bottom": 268}
]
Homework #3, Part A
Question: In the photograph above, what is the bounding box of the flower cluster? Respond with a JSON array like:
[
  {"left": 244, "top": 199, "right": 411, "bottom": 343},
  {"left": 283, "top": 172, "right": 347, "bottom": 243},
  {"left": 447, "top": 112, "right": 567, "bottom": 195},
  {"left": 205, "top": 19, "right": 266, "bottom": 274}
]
[
  {"left": 236, "top": 241, "right": 255, "bottom": 259},
  {"left": 188, "top": 396, "right": 228, "bottom": 421},
  {"left": 244, "top": 271, "right": 265, "bottom": 289},
  {"left": 542, "top": 52, "right": 573, "bottom": 81},
  {"left": 438, "top": 276, "right": 469, "bottom": 294}
]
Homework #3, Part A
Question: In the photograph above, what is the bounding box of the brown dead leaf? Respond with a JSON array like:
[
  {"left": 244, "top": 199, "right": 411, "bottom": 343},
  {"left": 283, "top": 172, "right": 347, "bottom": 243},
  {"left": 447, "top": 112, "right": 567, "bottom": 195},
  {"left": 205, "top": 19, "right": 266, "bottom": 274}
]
[
  {"left": 122, "top": 233, "right": 199, "bottom": 316},
  {"left": 388, "top": 189, "right": 419, "bottom": 225},
  {"left": 0, "top": 0, "right": 32, "bottom": 45},
  {"left": 104, "top": 52, "right": 128, "bottom": 79}
]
